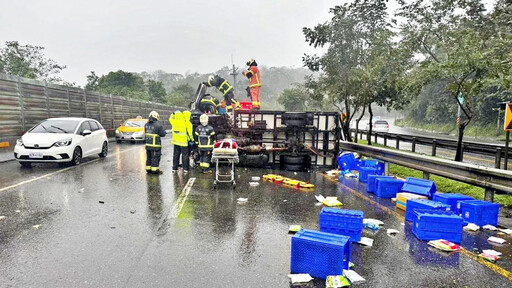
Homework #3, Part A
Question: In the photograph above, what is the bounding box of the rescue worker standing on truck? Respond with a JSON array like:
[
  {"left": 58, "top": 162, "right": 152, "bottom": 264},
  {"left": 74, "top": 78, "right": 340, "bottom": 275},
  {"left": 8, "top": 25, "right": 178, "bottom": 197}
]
[
  {"left": 242, "top": 58, "right": 261, "bottom": 110},
  {"left": 170, "top": 111, "right": 192, "bottom": 174},
  {"left": 195, "top": 114, "right": 215, "bottom": 173},
  {"left": 203, "top": 75, "right": 240, "bottom": 110},
  {"left": 145, "top": 111, "right": 166, "bottom": 174}
]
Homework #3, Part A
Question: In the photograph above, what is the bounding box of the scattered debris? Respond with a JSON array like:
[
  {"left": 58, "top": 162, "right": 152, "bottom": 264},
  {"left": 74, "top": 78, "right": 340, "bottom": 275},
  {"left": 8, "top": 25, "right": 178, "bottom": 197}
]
[
  {"left": 343, "top": 172, "right": 356, "bottom": 178},
  {"left": 251, "top": 176, "right": 261, "bottom": 181},
  {"left": 488, "top": 236, "right": 506, "bottom": 244},
  {"left": 326, "top": 275, "right": 351, "bottom": 287},
  {"left": 283, "top": 200, "right": 287, "bottom": 202},
  {"left": 249, "top": 182, "right": 260, "bottom": 186},
  {"left": 499, "top": 228, "right": 512, "bottom": 235},
  {"left": 343, "top": 269, "right": 365, "bottom": 283},
  {"left": 78, "top": 188, "right": 85, "bottom": 193},
  {"left": 110, "top": 226, "right": 116, "bottom": 229},
  {"left": 315, "top": 195, "right": 343, "bottom": 207},
  {"left": 357, "top": 237, "right": 374, "bottom": 247},
  {"left": 482, "top": 249, "right": 502, "bottom": 257},
  {"left": 364, "top": 222, "right": 380, "bottom": 231},
  {"left": 427, "top": 240, "right": 461, "bottom": 252},
  {"left": 288, "top": 273, "right": 313, "bottom": 284},
  {"left": 349, "top": 262, "right": 355, "bottom": 269},
  {"left": 391, "top": 198, "right": 397, "bottom": 203},
  {"left": 99, "top": 201, "right": 105, "bottom": 204},
  {"left": 32, "top": 224, "right": 41, "bottom": 229},
  {"left": 109, "top": 178, "right": 113, "bottom": 181},
  {"left": 237, "top": 198, "right": 248, "bottom": 203},
  {"left": 325, "top": 170, "right": 339, "bottom": 177},
  {"left": 289, "top": 225, "right": 302, "bottom": 233},
  {"left": 483, "top": 224, "right": 497, "bottom": 231},
  {"left": 387, "top": 229, "right": 399, "bottom": 236},
  {"left": 400, "top": 223, "right": 405, "bottom": 226},
  {"left": 463, "top": 223, "right": 480, "bottom": 232},
  {"left": 363, "top": 219, "right": 384, "bottom": 226},
  {"left": 0, "top": 216, "right": 6, "bottom": 221},
  {"left": 130, "top": 210, "right": 136, "bottom": 214},
  {"left": 479, "top": 253, "right": 499, "bottom": 263},
  {"left": 15, "top": 210, "right": 20, "bottom": 213}
]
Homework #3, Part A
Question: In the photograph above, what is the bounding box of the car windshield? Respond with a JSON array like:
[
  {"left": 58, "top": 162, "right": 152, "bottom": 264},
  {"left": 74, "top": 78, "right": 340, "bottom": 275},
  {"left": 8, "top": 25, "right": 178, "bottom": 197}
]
[
  {"left": 30, "top": 119, "right": 80, "bottom": 134},
  {"left": 123, "top": 120, "right": 146, "bottom": 127},
  {"left": 375, "top": 121, "right": 388, "bottom": 125}
]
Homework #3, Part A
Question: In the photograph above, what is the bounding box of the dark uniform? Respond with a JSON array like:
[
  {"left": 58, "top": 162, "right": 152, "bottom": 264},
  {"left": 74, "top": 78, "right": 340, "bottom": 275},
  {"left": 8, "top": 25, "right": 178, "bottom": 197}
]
[
  {"left": 194, "top": 124, "right": 215, "bottom": 171},
  {"left": 203, "top": 75, "right": 240, "bottom": 110},
  {"left": 144, "top": 117, "right": 166, "bottom": 173},
  {"left": 199, "top": 95, "right": 220, "bottom": 114}
]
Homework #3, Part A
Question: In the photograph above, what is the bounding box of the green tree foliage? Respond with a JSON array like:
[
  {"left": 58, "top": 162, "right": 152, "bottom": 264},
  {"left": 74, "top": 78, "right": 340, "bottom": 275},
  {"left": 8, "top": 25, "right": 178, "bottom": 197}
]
[
  {"left": 278, "top": 83, "right": 323, "bottom": 112},
  {"left": 0, "top": 41, "right": 65, "bottom": 82},
  {"left": 166, "top": 83, "right": 195, "bottom": 108},
  {"left": 146, "top": 80, "right": 167, "bottom": 103}
]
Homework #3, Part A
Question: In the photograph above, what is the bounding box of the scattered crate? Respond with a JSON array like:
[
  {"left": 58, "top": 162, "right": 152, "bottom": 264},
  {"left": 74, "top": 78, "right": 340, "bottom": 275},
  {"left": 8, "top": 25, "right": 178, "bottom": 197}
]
[
  {"left": 367, "top": 175, "right": 394, "bottom": 193},
  {"left": 319, "top": 208, "right": 364, "bottom": 242},
  {"left": 405, "top": 199, "right": 451, "bottom": 222},
  {"left": 432, "top": 193, "right": 474, "bottom": 215},
  {"left": 412, "top": 210, "right": 463, "bottom": 243},
  {"left": 396, "top": 192, "right": 428, "bottom": 211},
  {"left": 459, "top": 200, "right": 500, "bottom": 226},
  {"left": 401, "top": 177, "right": 437, "bottom": 198},
  {"left": 375, "top": 178, "right": 405, "bottom": 198}
]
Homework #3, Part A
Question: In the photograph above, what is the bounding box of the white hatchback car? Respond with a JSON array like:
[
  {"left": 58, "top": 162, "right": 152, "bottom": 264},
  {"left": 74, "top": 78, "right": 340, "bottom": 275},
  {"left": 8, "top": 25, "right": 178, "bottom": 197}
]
[{"left": 14, "top": 118, "right": 108, "bottom": 167}]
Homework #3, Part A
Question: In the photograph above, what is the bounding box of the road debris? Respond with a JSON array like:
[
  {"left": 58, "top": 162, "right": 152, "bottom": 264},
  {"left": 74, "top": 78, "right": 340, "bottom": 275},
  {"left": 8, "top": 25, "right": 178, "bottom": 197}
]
[
  {"left": 288, "top": 273, "right": 313, "bottom": 284},
  {"left": 343, "top": 269, "right": 365, "bottom": 283},
  {"left": 482, "top": 249, "right": 502, "bottom": 257},
  {"left": 479, "top": 253, "right": 499, "bottom": 263},
  {"left": 499, "top": 228, "right": 512, "bottom": 235},
  {"left": 15, "top": 210, "right": 20, "bottom": 213},
  {"left": 325, "top": 170, "right": 339, "bottom": 177},
  {"left": 249, "top": 182, "right": 259, "bottom": 186},
  {"left": 289, "top": 225, "right": 302, "bottom": 234},
  {"left": 463, "top": 223, "right": 480, "bottom": 232},
  {"left": 483, "top": 224, "right": 497, "bottom": 231},
  {"left": 357, "top": 237, "right": 373, "bottom": 247},
  {"left": 237, "top": 198, "right": 248, "bottom": 203},
  {"left": 130, "top": 210, "right": 136, "bottom": 214},
  {"left": 99, "top": 201, "right": 105, "bottom": 204},
  {"left": 315, "top": 195, "right": 343, "bottom": 207},
  {"left": 78, "top": 188, "right": 85, "bottom": 193},
  {"left": 427, "top": 240, "right": 461, "bottom": 252},
  {"left": 326, "top": 275, "right": 350, "bottom": 287},
  {"left": 0, "top": 216, "right": 6, "bottom": 221},
  {"left": 32, "top": 224, "right": 41, "bottom": 229},
  {"left": 364, "top": 222, "right": 380, "bottom": 231},
  {"left": 363, "top": 218, "right": 384, "bottom": 226},
  {"left": 251, "top": 176, "right": 261, "bottom": 181},
  {"left": 488, "top": 236, "right": 506, "bottom": 244},
  {"left": 386, "top": 229, "right": 399, "bottom": 236},
  {"left": 349, "top": 262, "right": 355, "bottom": 268}
]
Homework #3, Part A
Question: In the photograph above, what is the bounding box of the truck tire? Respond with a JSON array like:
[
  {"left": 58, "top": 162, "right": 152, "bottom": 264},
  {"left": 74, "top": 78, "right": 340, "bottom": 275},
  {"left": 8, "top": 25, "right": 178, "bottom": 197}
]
[
  {"left": 283, "top": 155, "right": 305, "bottom": 165},
  {"left": 283, "top": 164, "right": 304, "bottom": 171}
]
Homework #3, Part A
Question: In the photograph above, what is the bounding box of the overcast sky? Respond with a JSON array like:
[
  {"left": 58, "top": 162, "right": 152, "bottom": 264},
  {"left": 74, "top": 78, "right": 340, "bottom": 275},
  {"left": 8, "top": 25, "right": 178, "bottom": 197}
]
[{"left": 0, "top": 0, "right": 344, "bottom": 85}]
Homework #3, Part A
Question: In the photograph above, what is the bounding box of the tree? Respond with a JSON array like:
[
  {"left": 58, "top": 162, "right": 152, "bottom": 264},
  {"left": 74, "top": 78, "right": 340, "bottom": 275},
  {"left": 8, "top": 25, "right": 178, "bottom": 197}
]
[
  {"left": 278, "top": 83, "right": 323, "bottom": 112},
  {"left": 166, "top": 83, "right": 195, "bottom": 107},
  {"left": 0, "top": 41, "right": 65, "bottom": 82},
  {"left": 146, "top": 80, "right": 167, "bottom": 103},
  {"left": 88, "top": 70, "right": 150, "bottom": 100}
]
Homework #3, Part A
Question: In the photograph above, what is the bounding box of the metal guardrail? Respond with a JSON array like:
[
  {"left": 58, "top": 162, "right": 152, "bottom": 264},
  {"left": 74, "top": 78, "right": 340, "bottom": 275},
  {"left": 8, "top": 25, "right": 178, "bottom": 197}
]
[
  {"left": 339, "top": 141, "right": 512, "bottom": 201},
  {"left": 350, "top": 128, "right": 509, "bottom": 170}
]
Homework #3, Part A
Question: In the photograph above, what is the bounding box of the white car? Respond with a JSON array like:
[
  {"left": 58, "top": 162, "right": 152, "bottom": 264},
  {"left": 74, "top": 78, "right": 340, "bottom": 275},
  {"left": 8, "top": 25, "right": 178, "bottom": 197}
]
[
  {"left": 366, "top": 120, "right": 390, "bottom": 132},
  {"left": 14, "top": 118, "right": 108, "bottom": 167}
]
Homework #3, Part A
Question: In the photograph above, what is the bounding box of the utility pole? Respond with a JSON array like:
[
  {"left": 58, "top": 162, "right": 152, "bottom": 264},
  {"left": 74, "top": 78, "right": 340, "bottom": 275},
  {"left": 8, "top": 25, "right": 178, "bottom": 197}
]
[{"left": 230, "top": 63, "right": 238, "bottom": 95}]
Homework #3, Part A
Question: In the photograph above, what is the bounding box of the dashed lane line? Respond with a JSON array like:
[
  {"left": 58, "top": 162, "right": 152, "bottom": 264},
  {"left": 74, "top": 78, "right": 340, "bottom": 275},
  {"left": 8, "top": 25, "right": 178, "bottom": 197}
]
[
  {"left": 0, "top": 146, "right": 140, "bottom": 193},
  {"left": 168, "top": 177, "right": 195, "bottom": 219},
  {"left": 320, "top": 173, "right": 512, "bottom": 282}
]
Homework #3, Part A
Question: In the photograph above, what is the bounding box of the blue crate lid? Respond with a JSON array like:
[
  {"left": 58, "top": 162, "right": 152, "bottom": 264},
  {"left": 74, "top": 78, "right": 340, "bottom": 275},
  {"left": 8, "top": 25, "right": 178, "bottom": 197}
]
[
  {"left": 432, "top": 193, "right": 474, "bottom": 200},
  {"left": 459, "top": 200, "right": 500, "bottom": 209},
  {"left": 377, "top": 178, "right": 404, "bottom": 184},
  {"left": 321, "top": 207, "right": 364, "bottom": 217},
  {"left": 413, "top": 209, "right": 462, "bottom": 221},
  {"left": 408, "top": 199, "right": 451, "bottom": 209}
]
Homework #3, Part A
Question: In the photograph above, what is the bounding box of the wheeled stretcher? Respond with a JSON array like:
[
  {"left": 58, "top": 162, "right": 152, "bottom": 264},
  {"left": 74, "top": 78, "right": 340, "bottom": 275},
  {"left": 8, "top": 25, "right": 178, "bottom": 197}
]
[{"left": 211, "top": 139, "right": 239, "bottom": 189}]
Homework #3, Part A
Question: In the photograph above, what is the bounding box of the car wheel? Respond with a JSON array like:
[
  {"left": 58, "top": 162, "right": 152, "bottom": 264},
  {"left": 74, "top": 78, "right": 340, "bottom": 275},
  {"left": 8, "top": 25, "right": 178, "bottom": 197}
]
[
  {"left": 284, "top": 164, "right": 304, "bottom": 171},
  {"left": 20, "top": 162, "right": 32, "bottom": 168},
  {"left": 71, "top": 147, "right": 82, "bottom": 166},
  {"left": 283, "top": 155, "right": 305, "bottom": 165},
  {"left": 98, "top": 141, "right": 108, "bottom": 158}
]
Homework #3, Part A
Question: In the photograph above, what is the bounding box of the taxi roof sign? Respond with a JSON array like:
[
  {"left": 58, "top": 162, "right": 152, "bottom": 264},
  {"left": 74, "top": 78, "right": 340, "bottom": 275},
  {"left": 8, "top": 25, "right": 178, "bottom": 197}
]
[{"left": 505, "top": 103, "right": 512, "bottom": 132}]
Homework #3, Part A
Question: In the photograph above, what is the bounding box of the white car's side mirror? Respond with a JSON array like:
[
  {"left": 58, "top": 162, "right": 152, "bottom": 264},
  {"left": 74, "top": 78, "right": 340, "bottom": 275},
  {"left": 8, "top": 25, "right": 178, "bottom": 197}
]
[{"left": 82, "top": 130, "right": 92, "bottom": 136}]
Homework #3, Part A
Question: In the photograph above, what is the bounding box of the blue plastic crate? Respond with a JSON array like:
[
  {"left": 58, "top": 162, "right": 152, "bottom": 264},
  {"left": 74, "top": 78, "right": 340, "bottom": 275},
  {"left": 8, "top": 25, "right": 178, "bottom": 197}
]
[
  {"left": 459, "top": 200, "right": 500, "bottom": 226},
  {"left": 337, "top": 153, "right": 357, "bottom": 171},
  {"left": 358, "top": 167, "right": 378, "bottom": 183},
  {"left": 405, "top": 199, "right": 451, "bottom": 222},
  {"left": 401, "top": 177, "right": 437, "bottom": 198},
  {"left": 367, "top": 175, "right": 394, "bottom": 193},
  {"left": 412, "top": 210, "right": 463, "bottom": 243},
  {"left": 432, "top": 193, "right": 474, "bottom": 214},
  {"left": 291, "top": 229, "right": 351, "bottom": 279},
  {"left": 375, "top": 178, "right": 404, "bottom": 198},
  {"left": 319, "top": 208, "right": 364, "bottom": 242}
]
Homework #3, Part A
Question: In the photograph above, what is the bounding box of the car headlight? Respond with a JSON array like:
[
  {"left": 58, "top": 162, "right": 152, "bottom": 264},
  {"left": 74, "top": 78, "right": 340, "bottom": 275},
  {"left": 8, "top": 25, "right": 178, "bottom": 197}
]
[
  {"left": 53, "top": 138, "right": 72, "bottom": 147},
  {"left": 16, "top": 139, "right": 24, "bottom": 147},
  {"left": 116, "top": 129, "right": 120, "bottom": 134}
]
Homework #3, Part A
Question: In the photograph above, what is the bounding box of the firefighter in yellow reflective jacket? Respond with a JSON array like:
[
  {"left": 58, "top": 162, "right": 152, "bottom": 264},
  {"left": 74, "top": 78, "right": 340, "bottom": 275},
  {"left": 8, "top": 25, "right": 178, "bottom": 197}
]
[
  {"left": 194, "top": 114, "right": 215, "bottom": 173},
  {"left": 170, "top": 110, "right": 194, "bottom": 173},
  {"left": 144, "top": 111, "right": 166, "bottom": 174}
]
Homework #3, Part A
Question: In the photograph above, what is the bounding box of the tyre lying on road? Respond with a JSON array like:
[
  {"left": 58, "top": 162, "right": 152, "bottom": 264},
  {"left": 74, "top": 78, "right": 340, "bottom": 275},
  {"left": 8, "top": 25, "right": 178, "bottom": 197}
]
[{"left": 14, "top": 118, "right": 108, "bottom": 167}]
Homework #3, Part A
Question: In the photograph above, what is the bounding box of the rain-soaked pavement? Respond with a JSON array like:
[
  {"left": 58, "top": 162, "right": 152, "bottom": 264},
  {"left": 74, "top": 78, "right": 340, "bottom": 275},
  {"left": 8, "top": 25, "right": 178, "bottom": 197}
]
[{"left": 0, "top": 143, "right": 512, "bottom": 287}]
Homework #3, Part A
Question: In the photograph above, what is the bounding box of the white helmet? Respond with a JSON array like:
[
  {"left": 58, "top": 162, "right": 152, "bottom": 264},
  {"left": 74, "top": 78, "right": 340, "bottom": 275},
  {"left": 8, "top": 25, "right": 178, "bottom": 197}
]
[
  {"left": 149, "top": 111, "right": 160, "bottom": 120},
  {"left": 200, "top": 114, "right": 209, "bottom": 126},
  {"left": 208, "top": 75, "right": 214, "bottom": 83}
]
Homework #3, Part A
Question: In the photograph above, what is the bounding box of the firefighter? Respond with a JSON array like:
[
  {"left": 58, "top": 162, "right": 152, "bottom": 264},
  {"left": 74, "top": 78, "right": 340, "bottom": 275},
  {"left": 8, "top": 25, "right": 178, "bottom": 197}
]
[
  {"left": 194, "top": 114, "right": 215, "bottom": 173},
  {"left": 144, "top": 111, "right": 166, "bottom": 174},
  {"left": 199, "top": 94, "right": 220, "bottom": 114},
  {"left": 169, "top": 111, "right": 191, "bottom": 174},
  {"left": 242, "top": 58, "right": 261, "bottom": 109},
  {"left": 203, "top": 75, "right": 240, "bottom": 110}
]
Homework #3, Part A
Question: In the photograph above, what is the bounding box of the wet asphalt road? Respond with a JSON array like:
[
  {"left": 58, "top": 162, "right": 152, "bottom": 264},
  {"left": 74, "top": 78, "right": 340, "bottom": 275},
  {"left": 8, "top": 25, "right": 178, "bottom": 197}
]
[{"left": 1, "top": 143, "right": 512, "bottom": 287}]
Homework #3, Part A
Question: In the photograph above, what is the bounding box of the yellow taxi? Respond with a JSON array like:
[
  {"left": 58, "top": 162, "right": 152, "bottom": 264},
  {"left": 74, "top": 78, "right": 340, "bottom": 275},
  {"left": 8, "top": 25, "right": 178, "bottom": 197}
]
[{"left": 115, "top": 116, "right": 148, "bottom": 143}]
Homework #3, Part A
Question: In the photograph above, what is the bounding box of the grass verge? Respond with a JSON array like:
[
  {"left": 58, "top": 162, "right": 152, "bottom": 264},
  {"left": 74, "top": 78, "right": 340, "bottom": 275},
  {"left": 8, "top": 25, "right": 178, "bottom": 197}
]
[{"left": 355, "top": 139, "right": 512, "bottom": 207}]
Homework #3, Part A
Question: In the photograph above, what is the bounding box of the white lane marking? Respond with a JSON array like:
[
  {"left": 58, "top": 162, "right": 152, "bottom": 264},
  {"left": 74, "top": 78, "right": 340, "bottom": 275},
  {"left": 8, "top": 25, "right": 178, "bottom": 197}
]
[
  {"left": 168, "top": 177, "right": 195, "bottom": 219},
  {"left": 0, "top": 146, "right": 140, "bottom": 193}
]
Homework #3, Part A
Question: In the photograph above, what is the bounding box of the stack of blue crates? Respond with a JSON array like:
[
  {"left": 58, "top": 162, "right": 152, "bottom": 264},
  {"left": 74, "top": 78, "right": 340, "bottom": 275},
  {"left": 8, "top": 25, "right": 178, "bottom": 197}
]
[
  {"left": 401, "top": 177, "right": 437, "bottom": 198},
  {"left": 405, "top": 199, "right": 451, "bottom": 222},
  {"left": 367, "top": 175, "right": 394, "bottom": 193},
  {"left": 412, "top": 210, "right": 463, "bottom": 243},
  {"left": 432, "top": 193, "right": 474, "bottom": 214},
  {"left": 291, "top": 229, "right": 351, "bottom": 279},
  {"left": 459, "top": 200, "right": 500, "bottom": 226},
  {"left": 375, "top": 178, "right": 405, "bottom": 198},
  {"left": 319, "top": 208, "right": 364, "bottom": 242},
  {"left": 358, "top": 167, "right": 379, "bottom": 183}
]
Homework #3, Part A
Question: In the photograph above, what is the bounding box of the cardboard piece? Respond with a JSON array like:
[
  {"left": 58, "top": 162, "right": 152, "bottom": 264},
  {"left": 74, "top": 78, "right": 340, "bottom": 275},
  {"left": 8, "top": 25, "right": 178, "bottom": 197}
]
[
  {"left": 488, "top": 236, "right": 506, "bottom": 244},
  {"left": 288, "top": 274, "right": 313, "bottom": 284},
  {"left": 343, "top": 269, "right": 365, "bottom": 283},
  {"left": 358, "top": 237, "right": 374, "bottom": 247}
]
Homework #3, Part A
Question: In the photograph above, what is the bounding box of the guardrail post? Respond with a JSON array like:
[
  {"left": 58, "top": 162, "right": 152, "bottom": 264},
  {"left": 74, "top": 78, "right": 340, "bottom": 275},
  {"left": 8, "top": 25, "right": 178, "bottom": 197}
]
[
  {"left": 495, "top": 148, "right": 502, "bottom": 169},
  {"left": 432, "top": 139, "right": 437, "bottom": 156},
  {"left": 484, "top": 188, "right": 495, "bottom": 202},
  {"left": 412, "top": 137, "right": 416, "bottom": 152},
  {"left": 505, "top": 131, "right": 509, "bottom": 170},
  {"left": 384, "top": 162, "right": 389, "bottom": 176},
  {"left": 423, "top": 171, "right": 430, "bottom": 180},
  {"left": 374, "top": 133, "right": 377, "bottom": 144},
  {"left": 383, "top": 134, "right": 387, "bottom": 146},
  {"left": 396, "top": 135, "right": 400, "bottom": 149}
]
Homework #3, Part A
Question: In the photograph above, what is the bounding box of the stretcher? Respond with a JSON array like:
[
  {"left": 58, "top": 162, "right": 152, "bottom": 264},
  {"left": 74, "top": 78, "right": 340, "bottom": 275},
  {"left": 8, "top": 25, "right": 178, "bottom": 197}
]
[{"left": 211, "top": 139, "right": 239, "bottom": 189}]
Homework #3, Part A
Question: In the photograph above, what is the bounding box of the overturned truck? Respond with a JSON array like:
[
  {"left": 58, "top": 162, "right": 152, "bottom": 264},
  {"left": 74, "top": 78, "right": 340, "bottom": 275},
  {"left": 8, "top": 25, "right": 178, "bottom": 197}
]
[{"left": 189, "top": 84, "right": 342, "bottom": 171}]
